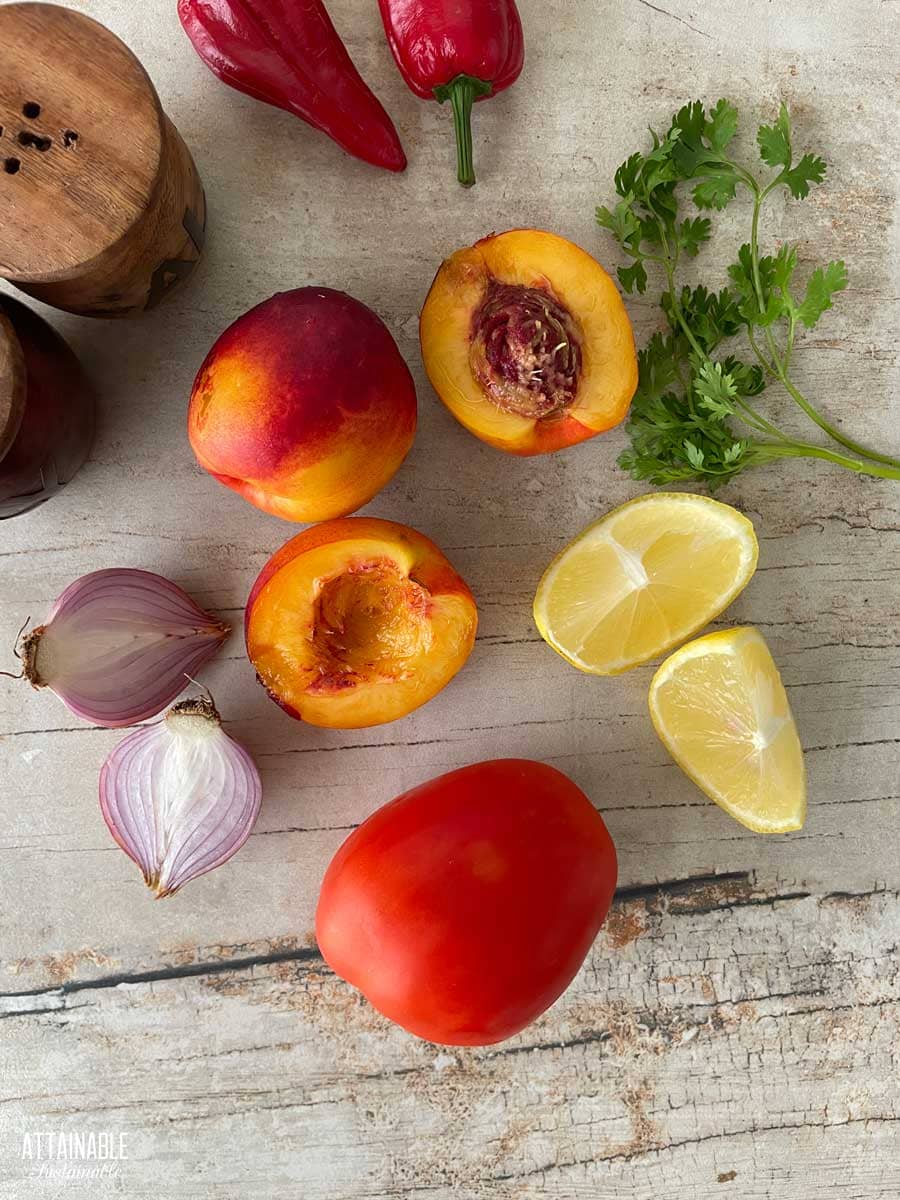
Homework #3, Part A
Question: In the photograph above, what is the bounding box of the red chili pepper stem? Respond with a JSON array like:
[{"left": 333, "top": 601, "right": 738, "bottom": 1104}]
[{"left": 434, "top": 74, "right": 492, "bottom": 187}]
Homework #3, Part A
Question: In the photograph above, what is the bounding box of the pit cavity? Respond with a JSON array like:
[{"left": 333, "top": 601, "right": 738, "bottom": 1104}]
[
  {"left": 308, "top": 561, "right": 432, "bottom": 691},
  {"left": 470, "top": 280, "right": 583, "bottom": 419}
]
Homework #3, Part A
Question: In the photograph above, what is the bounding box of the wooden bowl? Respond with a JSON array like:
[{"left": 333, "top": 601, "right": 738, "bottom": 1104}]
[{"left": 0, "top": 295, "right": 95, "bottom": 518}]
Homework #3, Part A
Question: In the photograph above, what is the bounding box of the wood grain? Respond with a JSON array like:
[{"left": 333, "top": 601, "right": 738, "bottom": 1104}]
[
  {"left": 1, "top": 876, "right": 897, "bottom": 1198},
  {"left": 0, "top": 3, "right": 205, "bottom": 316},
  {"left": 0, "top": 0, "right": 898, "bottom": 1194}
]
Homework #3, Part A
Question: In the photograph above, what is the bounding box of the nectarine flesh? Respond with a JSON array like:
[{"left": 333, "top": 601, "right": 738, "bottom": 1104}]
[
  {"left": 245, "top": 518, "right": 478, "bottom": 729},
  {"left": 188, "top": 288, "right": 417, "bottom": 522},
  {"left": 420, "top": 230, "right": 638, "bottom": 455}
]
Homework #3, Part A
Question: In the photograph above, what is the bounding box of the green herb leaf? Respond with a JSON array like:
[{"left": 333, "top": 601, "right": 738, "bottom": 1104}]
[
  {"left": 757, "top": 103, "right": 792, "bottom": 169},
  {"left": 637, "top": 332, "right": 687, "bottom": 400},
  {"left": 619, "top": 370, "right": 754, "bottom": 487},
  {"left": 636, "top": 340, "right": 686, "bottom": 407},
  {"left": 727, "top": 244, "right": 756, "bottom": 299},
  {"left": 601, "top": 98, "right": 897, "bottom": 490},
  {"left": 726, "top": 247, "right": 785, "bottom": 326},
  {"left": 668, "top": 286, "right": 744, "bottom": 350},
  {"left": 694, "top": 361, "right": 738, "bottom": 418},
  {"left": 771, "top": 243, "right": 799, "bottom": 292},
  {"left": 684, "top": 440, "right": 705, "bottom": 469},
  {"left": 618, "top": 260, "right": 649, "bottom": 294},
  {"left": 638, "top": 216, "right": 664, "bottom": 248},
  {"left": 614, "top": 153, "right": 644, "bottom": 198},
  {"left": 648, "top": 181, "right": 680, "bottom": 228},
  {"left": 692, "top": 173, "right": 738, "bottom": 211},
  {"left": 596, "top": 200, "right": 640, "bottom": 246},
  {"left": 671, "top": 100, "right": 708, "bottom": 145},
  {"left": 796, "top": 261, "right": 849, "bottom": 327},
  {"left": 706, "top": 99, "right": 739, "bottom": 152},
  {"left": 720, "top": 357, "right": 766, "bottom": 396},
  {"left": 678, "top": 216, "right": 712, "bottom": 256},
  {"left": 780, "top": 153, "right": 827, "bottom": 199},
  {"left": 747, "top": 291, "right": 785, "bottom": 328}
]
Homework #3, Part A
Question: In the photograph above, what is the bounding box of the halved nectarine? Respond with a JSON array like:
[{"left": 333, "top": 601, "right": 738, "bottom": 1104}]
[
  {"left": 420, "top": 229, "right": 638, "bottom": 455},
  {"left": 245, "top": 518, "right": 477, "bottom": 729}
]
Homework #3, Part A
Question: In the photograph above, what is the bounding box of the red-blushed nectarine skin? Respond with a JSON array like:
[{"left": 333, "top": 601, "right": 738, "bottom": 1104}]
[
  {"left": 188, "top": 288, "right": 417, "bottom": 522},
  {"left": 420, "top": 229, "right": 638, "bottom": 456},
  {"left": 315, "top": 759, "right": 618, "bottom": 1045},
  {"left": 245, "top": 517, "right": 478, "bottom": 729}
]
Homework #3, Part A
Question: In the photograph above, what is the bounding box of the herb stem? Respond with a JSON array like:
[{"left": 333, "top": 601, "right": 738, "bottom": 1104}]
[
  {"left": 604, "top": 99, "right": 900, "bottom": 489},
  {"left": 733, "top": 397, "right": 788, "bottom": 440},
  {"left": 729, "top": 161, "right": 761, "bottom": 194},
  {"left": 660, "top": 211, "right": 791, "bottom": 445},
  {"left": 659, "top": 249, "right": 707, "bottom": 363},
  {"left": 775, "top": 368, "right": 900, "bottom": 469},
  {"left": 747, "top": 181, "right": 900, "bottom": 470},
  {"left": 784, "top": 311, "right": 797, "bottom": 369},
  {"left": 747, "top": 329, "right": 777, "bottom": 377},
  {"left": 757, "top": 439, "right": 900, "bottom": 480},
  {"left": 748, "top": 181, "right": 776, "bottom": 315}
]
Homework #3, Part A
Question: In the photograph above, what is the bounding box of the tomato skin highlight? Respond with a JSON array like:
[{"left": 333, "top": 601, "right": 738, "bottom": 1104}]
[{"left": 315, "top": 759, "right": 618, "bottom": 1046}]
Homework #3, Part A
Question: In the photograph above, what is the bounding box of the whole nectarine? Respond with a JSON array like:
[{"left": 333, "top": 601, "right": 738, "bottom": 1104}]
[
  {"left": 420, "top": 230, "right": 637, "bottom": 455},
  {"left": 245, "top": 518, "right": 478, "bottom": 729},
  {"left": 189, "top": 289, "right": 417, "bottom": 522}
]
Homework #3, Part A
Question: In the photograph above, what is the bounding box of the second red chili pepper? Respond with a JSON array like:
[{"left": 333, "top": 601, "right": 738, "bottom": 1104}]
[{"left": 377, "top": 0, "right": 525, "bottom": 187}]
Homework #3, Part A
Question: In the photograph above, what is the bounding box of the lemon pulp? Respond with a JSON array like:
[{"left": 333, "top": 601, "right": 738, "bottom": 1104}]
[
  {"left": 533, "top": 492, "right": 759, "bottom": 675},
  {"left": 649, "top": 627, "right": 807, "bottom": 833}
]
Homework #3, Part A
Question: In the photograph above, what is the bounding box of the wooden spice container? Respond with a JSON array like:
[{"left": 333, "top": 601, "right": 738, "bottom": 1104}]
[
  {"left": 0, "top": 295, "right": 95, "bottom": 519},
  {"left": 0, "top": 3, "right": 207, "bottom": 318}
]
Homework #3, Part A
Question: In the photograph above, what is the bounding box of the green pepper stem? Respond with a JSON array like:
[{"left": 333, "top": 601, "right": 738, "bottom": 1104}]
[{"left": 434, "top": 74, "right": 492, "bottom": 187}]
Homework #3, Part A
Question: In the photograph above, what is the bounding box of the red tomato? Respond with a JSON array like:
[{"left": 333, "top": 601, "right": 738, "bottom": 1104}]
[{"left": 315, "top": 759, "right": 617, "bottom": 1046}]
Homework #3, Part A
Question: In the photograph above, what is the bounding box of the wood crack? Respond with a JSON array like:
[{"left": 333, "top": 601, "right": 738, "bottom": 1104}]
[
  {"left": 0, "top": 945, "right": 323, "bottom": 1003},
  {"left": 616, "top": 870, "right": 749, "bottom": 896},
  {"left": 634, "top": 0, "right": 713, "bottom": 38},
  {"left": 492, "top": 1113, "right": 900, "bottom": 1178},
  {"left": 251, "top": 823, "right": 358, "bottom": 837},
  {"left": 1, "top": 882, "right": 891, "bottom": 1011}
]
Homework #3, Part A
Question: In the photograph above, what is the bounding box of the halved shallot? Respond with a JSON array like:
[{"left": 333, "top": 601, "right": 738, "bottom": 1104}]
[
  {"left": 17, "top": 569, "right": 229, "bottom": 727},
  {"left": 99, "top": 694, "right": 262, "bottom": 897}
]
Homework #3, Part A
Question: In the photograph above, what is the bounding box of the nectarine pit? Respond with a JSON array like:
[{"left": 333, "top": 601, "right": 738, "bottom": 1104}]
[
  {"left": 308, "top": 561, "right": 433, "bottom": 693},
  {"left": 470, "top": 282, "right": 582, "bottom": 420}
]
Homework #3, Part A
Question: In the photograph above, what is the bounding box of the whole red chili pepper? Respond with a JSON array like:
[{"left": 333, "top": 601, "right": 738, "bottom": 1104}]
[
  {"left": 377, "top": 0, "right": 524, "bottom": 187},
  {"left": 178, "top": 0, "right": 407, "bottom": 173}
]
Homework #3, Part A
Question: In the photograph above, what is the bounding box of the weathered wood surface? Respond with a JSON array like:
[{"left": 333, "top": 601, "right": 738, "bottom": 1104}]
[{"left": 1, "top": 0, "right": 898, "bottom": 1194}]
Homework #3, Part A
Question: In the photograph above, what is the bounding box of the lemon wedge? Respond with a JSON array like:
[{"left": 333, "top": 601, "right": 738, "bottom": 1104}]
[
  {"left": 533, "top": 493, "right": 758, "bottom": 675},
  {"left": 649, "top": 627, "right": 807, "bottom": 833}
]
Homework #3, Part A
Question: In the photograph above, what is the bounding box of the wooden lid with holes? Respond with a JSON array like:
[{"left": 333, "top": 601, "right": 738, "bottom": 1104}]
[
  {"left": 0, "top": 309, "right": 26, "bottom": 464},
  {"left": 0, "top": 2, "right": 165, "bottom": 282}
]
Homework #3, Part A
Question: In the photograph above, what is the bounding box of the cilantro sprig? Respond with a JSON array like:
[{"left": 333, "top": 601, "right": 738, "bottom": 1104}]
[{"left": 597, "top": 100, "right": 900, "bottom": 486}]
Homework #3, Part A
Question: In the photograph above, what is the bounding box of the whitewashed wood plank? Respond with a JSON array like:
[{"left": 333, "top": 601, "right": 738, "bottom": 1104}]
[
  {"left": 0, "top": 0, "right": 898, "bottom": 1194},
  {"left": 1, "top": 880, "right": 897, "bottom": 1198}
]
